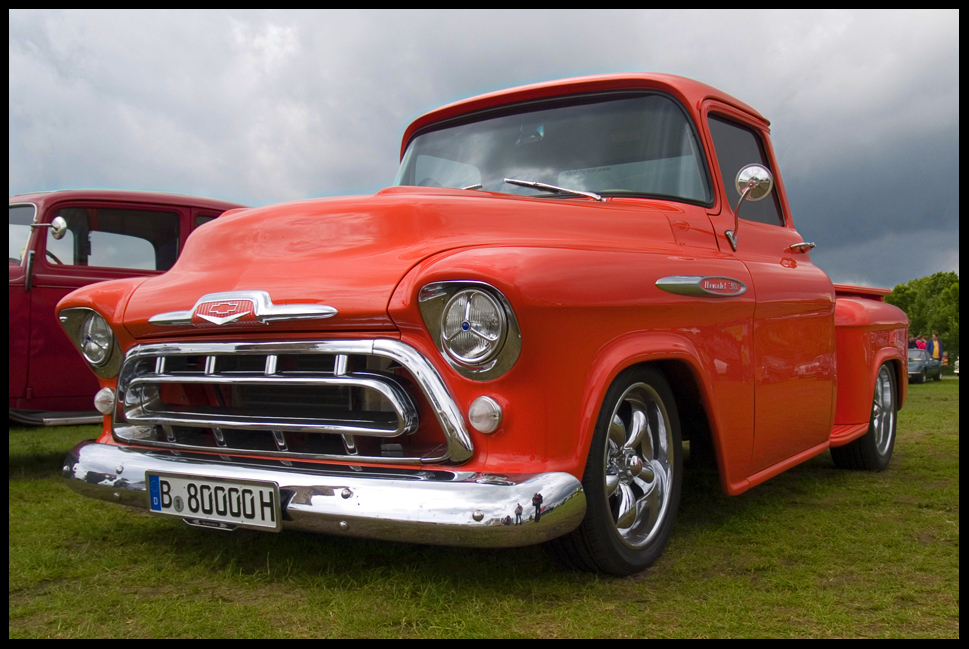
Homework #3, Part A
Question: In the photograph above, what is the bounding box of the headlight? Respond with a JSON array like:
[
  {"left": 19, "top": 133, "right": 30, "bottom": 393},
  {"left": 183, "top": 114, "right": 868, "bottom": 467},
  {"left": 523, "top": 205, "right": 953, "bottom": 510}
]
[
  {"left": 442, "top": 289, "right": 507, "bottom": 366},
  {"left": 79, "top": 311, "right": 114, "bottom": 366},
  {"left": 58, "top": 307, "right": 122, "bottom": 378},
  {"left": 418, "top": 281, "right": 522, "bottom": 380}
]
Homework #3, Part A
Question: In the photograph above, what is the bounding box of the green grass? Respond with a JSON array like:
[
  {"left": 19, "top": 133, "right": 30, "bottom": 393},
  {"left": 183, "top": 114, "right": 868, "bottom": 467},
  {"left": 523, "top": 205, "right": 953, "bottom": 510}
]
[{"left": 9, "top": 379, "right": 959, "bottom": 638}]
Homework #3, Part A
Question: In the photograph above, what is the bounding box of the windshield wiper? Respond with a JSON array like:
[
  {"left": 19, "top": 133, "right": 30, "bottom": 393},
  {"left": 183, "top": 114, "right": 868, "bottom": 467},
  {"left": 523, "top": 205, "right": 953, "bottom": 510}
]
[{"left": 504, "top": 178, "right": 604, "bottom": 202}]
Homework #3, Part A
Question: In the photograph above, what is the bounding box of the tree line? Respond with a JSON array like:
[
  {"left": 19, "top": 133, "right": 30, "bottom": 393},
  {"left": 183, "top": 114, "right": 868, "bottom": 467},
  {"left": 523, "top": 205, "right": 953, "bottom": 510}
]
[{"left": 885, "top": 271, "right": 959, "bottom": 366}]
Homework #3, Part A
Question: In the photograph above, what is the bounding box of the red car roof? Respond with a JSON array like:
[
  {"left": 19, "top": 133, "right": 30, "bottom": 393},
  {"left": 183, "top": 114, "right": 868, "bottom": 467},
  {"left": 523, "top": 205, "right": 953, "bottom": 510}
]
[{"left": 9, "top": 189, "right": 246, "bottom": 212}]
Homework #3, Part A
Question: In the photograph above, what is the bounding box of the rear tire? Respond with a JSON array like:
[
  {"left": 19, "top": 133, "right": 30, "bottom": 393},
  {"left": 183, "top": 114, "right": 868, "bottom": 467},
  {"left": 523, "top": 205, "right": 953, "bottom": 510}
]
[
  {"left": 549, "top": 366, "right": 682, "bottom": 576},
  {"left": 831, "top": 363, "right": 897, "bottom": 471}
]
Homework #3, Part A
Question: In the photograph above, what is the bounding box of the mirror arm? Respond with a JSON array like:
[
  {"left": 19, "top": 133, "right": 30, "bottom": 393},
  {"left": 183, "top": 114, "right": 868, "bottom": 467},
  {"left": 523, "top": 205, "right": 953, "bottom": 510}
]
[{"left": 725, "top": 180, "right": 755, "bottom": 252}]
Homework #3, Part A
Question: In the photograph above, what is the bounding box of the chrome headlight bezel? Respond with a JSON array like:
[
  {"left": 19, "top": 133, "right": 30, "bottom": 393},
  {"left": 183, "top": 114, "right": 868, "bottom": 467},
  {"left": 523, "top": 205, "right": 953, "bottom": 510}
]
[
  {"left": 418, "top": 281, "right": 521, "bottom": 381},
  {"left": 58, "top": 307, "right": 123, "bottom": 378}
]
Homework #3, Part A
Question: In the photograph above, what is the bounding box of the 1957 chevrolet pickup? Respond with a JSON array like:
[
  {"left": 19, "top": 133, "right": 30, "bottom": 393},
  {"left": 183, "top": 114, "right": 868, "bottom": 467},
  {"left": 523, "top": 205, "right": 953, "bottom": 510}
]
[{"left": 59, "top": 74, "right": 907, "bottom": 576}]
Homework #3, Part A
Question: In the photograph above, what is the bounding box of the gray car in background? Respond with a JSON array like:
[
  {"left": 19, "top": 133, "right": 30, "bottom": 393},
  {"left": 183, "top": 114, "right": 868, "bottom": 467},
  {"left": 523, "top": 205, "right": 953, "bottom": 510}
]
[{"left": 908, "top": 348, "right": 942, "bottom": 383}]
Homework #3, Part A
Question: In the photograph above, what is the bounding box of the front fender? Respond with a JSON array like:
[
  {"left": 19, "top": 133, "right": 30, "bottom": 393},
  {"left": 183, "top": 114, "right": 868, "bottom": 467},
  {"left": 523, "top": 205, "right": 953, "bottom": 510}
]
[
  {"left": 577, "top": 331, "right": 753, "bottom": 495},
  {"left": 390, "top": 245, "right": 756, "bottom": 488}
]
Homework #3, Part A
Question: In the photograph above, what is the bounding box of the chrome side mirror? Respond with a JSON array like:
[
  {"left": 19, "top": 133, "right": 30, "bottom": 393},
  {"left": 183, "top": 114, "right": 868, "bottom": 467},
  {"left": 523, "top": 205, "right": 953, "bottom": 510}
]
[
  {"left": 50, "top": 216, "right": 68, "bottom": 240},
  {"left": 725, "top": 164, "right": 773, "bottom": 251},
  {"left": 31, "top": 215, "right": 69, "bottom": 240}
]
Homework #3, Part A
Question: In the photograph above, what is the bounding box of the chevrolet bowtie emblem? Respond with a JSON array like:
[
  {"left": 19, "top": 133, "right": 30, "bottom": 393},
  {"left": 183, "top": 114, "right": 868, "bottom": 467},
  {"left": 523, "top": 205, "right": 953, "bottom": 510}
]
[
  {"left": 148, "top": 291, "right": 338, "bottom": 327},
  {"left": 197, "top": 301, "right": 252, "bottom": 325}
]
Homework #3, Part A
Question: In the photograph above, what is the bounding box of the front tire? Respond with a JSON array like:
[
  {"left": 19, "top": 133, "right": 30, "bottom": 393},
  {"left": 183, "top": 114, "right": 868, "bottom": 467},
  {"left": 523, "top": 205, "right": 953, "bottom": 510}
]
[
  {"left": 831, "top": 363, "right": 897, "bottom": 471},
  {"left": 550, "top": 366, "right": 682, "bottom": 576}
]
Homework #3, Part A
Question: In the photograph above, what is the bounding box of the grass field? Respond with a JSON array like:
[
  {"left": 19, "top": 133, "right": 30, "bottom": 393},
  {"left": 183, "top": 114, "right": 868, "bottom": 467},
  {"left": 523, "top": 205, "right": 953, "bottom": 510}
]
[{"left": 9, "top": 379, "right": 959, "bottom": 638}]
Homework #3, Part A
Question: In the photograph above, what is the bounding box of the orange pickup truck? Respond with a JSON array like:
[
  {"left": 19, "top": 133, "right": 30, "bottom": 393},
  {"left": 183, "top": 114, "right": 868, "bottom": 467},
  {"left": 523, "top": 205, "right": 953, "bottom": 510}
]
[{"left": 59, "top": 74, "right": 907, "bottom": 575}]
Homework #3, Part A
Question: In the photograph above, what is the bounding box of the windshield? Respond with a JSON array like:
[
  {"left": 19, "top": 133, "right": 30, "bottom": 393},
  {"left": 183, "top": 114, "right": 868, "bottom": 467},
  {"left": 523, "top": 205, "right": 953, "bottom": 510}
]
[
  {"left": 9, "top": 204, "right": 36, "bottom": 264},
  {"left": 908, "top": 350, "right": 929, "bottom": 361},
  {"left": 395, "top": 93, "right": 712, "bottom": 204}
]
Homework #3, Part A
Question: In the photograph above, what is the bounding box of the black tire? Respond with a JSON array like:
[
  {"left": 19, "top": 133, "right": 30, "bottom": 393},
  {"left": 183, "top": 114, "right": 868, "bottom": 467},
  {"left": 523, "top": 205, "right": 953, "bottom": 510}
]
[
  {"left": 831, "top": 363, "right": 897, "bottom": 471},
  {"left": 549, "top": 366, "right": 682, "bottom": 576}
]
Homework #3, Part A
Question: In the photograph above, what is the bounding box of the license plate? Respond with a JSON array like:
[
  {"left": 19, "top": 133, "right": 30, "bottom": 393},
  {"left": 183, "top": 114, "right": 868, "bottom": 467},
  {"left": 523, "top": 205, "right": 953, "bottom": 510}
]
[{"left": 146, "top": 472, "right": 282, "bottom": 532}]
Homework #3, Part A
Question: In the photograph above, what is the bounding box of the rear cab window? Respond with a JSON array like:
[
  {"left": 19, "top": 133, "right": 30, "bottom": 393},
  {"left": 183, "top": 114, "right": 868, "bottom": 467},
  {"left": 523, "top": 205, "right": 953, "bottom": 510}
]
[{"left": 194, "top": 214, "right": 218, "bottom": 229}]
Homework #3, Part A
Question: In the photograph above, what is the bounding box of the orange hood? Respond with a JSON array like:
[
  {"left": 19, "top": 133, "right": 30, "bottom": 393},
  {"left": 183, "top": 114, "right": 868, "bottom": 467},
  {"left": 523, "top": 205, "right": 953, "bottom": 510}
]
[{"left": 122, "top": 186, "right": 679, "bottom": 338}]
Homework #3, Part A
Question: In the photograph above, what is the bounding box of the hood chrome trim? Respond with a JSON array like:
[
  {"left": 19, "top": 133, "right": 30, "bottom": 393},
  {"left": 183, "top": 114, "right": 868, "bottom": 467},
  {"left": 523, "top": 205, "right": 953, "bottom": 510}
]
[{"left": 148, "top": 290, "right": 337, "bottom": 327}]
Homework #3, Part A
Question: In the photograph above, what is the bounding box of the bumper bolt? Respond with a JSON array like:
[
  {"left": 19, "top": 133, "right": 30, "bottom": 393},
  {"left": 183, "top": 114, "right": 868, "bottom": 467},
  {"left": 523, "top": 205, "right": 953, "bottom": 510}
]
[
  {"left": 338, "top": 521, "right": 349, "bottom": 531},
  {"left": 472, "top": 510, "right": 484, "bottom": 522},
  {"left": 341, "top": 488, "right": 352, "bottom": 499}
]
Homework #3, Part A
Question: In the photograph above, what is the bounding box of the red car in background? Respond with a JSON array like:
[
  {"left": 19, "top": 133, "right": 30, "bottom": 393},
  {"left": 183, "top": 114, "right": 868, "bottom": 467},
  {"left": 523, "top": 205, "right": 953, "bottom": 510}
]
[{"left": 9, "top": 190, "right": 246, "bottom": 425}]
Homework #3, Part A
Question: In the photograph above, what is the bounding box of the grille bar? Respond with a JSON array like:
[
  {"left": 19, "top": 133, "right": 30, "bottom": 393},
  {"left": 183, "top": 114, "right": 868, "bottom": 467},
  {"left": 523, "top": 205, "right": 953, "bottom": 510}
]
[
  {"left": 125, "top": 371, "right": 418, "bottom": 437},
  {"left": 113, "top": 340, "right": 473, "bottom": 464}
]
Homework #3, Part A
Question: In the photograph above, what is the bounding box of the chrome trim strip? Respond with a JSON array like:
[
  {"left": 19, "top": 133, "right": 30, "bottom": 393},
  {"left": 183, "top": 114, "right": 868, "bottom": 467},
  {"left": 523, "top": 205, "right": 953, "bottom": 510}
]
[
  {"left": 655, "top": 276, "right": 748, "bottom": 298},
  {"left": 64, "top": 440, "right": 586, "bottom": 548},
  {"left": 8, "top": 408, "right": 101, "bottom": 426},
  {"left": 115, "top": 339, "right": 472, "bottom": 463},
  {"left": 43, "top": 414, "right": 103, "bottom": 426},
  {"left": 148, "top": 290, "right": 338, "bottom": 326}
]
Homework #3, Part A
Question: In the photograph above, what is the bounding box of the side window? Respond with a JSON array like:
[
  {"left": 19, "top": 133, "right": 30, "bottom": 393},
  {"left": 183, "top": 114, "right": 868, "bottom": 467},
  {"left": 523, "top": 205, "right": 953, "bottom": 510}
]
[
  {"left": 194, "top": 214, "right": 217, "bottom": 229},
  {"left": 45, "top": 207, "right": 180, "bottom": 271},
  {"left": 9, "top": 204, "right": 36, "bottom": 264},
  {"left": 707, "top": 115, "right": 785, "bottom": 226}
]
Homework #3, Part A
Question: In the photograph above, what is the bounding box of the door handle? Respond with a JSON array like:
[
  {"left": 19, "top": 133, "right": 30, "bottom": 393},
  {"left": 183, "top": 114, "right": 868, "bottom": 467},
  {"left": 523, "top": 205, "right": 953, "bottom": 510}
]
[{"left": 788, "top": 242, "right": 816, "bottom": 253}]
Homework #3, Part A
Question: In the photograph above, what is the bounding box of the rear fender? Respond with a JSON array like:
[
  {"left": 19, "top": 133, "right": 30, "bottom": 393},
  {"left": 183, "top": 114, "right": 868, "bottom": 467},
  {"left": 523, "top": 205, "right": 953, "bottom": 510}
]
[{"left": 833, "top": 297, "right": 908, "bottom": 426}]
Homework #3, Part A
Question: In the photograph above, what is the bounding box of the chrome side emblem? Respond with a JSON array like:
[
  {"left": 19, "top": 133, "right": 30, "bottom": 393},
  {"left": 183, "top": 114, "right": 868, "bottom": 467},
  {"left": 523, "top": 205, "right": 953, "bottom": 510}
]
[
  {"left": 655, "top": 276, "right": 747, "bottom": 298},
  {"left": 149, "top": 291, "right": 337, "bottom": 327}
]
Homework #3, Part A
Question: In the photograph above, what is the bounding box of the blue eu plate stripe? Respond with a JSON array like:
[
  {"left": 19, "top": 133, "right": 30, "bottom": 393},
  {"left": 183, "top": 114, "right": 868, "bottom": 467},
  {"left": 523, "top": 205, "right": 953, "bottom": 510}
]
[{"left": 149, "top": 475, "right": 161, "bottom": 511}]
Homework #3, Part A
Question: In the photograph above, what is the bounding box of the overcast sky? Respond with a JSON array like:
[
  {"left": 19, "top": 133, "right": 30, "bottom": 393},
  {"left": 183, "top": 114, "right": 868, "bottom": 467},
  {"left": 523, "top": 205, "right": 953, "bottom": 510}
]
[{"left": 9, "top": 9, "right": 959, "bottom": 288}]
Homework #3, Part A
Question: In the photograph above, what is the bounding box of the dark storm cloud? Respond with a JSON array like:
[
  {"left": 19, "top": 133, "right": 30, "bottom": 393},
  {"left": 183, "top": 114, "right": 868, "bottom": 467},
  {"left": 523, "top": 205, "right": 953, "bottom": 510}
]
[{"left": 9, "top": 9, "right": 958, "bottom": 287}]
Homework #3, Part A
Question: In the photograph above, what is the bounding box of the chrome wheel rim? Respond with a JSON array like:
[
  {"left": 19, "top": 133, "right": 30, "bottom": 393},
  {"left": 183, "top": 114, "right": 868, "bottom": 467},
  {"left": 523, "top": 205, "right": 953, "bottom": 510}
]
[
  {"left": 603, "top": 382, "right": 674, "bottom": 549},
  {"left": 872, "top": 365, "right": 895, "bottom": 456}
]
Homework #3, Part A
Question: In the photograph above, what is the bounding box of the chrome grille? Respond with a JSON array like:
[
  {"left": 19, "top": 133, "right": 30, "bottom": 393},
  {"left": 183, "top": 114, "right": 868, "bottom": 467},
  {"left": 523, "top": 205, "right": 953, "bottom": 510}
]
[{"left": 113, "top": 340, "right": 473, "bottom": 464}]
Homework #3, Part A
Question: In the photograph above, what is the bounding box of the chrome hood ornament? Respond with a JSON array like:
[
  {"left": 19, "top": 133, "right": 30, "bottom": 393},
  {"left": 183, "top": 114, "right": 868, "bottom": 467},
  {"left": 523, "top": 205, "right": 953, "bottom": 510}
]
[{"left": 149, "top": 291, "right": 337, "bottom": 327}]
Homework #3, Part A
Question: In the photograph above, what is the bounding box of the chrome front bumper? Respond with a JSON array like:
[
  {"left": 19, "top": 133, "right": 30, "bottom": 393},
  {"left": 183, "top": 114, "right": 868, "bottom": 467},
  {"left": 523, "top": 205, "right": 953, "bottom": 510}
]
[{"left": 63, "top": 441, "right": 586, "bottom": 548}]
